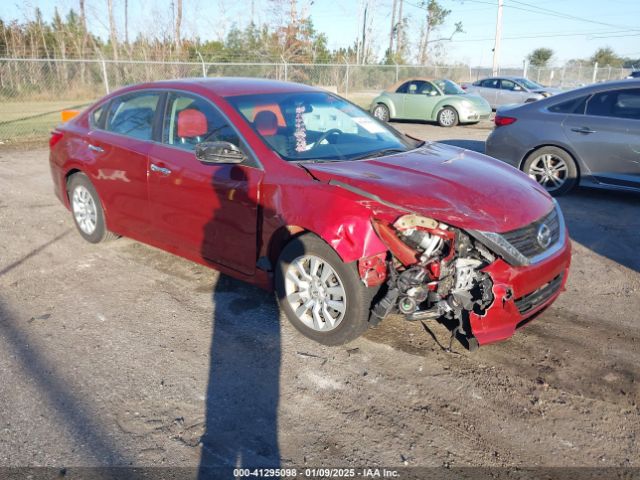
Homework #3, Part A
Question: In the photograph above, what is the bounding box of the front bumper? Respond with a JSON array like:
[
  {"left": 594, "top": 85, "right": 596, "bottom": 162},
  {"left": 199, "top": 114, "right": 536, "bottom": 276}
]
[{"left": 469, "top": 230, "right": 571, "bottom": 345}]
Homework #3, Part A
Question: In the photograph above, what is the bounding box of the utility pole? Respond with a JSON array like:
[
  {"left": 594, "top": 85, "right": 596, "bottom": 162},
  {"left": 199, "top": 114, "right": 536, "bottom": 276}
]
[
  {"left": 361, "top": 1, "right": 368, "bottom": 64},
  {"left": 397, "top": 0, "right": 404, "bottom": 57},
  {"left": 389, "top": 0, "right": 397, "bottom": 58},
  {"left": 492, "top": 0, "right": 503, "bottom": 76}
]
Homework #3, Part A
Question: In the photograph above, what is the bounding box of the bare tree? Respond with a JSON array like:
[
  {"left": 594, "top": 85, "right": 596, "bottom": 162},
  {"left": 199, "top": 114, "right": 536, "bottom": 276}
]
[
  {"left": 174, "top": 0, "right": 183, "bottom": 52},
  {"left": 107, "top": 0, "right": 119, "bottom": 61},
  {"left": 388, "top": 0, "right": 397, "bottom": 56}
]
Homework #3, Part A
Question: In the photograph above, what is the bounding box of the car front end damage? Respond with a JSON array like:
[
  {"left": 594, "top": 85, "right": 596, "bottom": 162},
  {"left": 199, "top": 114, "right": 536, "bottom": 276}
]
[{"left": 359, "top": 201, "right": 571, "bottom": 348}]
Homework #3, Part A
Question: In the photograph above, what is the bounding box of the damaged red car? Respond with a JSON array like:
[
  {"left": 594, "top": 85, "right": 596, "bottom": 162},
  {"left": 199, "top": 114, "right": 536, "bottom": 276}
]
[{"left": 49, "top": 78, "right": 571, "bottom": 349}]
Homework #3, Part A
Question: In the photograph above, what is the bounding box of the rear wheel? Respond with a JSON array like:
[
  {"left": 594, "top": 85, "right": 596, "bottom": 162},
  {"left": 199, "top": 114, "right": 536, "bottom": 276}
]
[
  {"left": 67, "top": 173, "right": 118, "bottom": 243},
  {"left": 275, "top": 234, "right": 372, "bottom": 345},
  {"left": 523, "top": 146, "right": 578, "bottom": 196},
  {"left": 437, "top": 107, "right": 458, "bottom": 127},
  {"left": 372, "top": 104, "right": 390, "bottom": 122}
]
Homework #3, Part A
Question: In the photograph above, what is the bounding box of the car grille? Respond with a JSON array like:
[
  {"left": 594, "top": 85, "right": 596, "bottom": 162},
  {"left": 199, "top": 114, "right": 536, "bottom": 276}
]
[
  {"left": 514, "top": 274, "right": 563, "bottom": 315},
  {"left": 502, "top": 207, "right": 560, "bottom": 259}
]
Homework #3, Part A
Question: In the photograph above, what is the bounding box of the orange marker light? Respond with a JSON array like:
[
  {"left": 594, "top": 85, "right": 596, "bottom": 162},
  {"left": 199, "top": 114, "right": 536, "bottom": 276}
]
[{"left": 61, "top": 110, "right": 80, "bottom": 122}]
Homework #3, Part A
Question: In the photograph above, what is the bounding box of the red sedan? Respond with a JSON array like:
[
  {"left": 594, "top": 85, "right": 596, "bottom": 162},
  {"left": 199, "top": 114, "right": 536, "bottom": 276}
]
[{"left": 49, "top": 78, "right": 571, "bottom": 348}]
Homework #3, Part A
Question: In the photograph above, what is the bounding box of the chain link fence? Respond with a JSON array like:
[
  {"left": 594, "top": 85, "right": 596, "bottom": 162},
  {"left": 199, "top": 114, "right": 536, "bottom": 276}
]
[{"left": 0, "top": 57, "right": 632, "bottom": 144}]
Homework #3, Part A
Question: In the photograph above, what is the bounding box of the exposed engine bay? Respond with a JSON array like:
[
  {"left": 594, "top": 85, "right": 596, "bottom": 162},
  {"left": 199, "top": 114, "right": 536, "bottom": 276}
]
[{"left": 367, "top": 214, "right": 496, "bottom": 345}]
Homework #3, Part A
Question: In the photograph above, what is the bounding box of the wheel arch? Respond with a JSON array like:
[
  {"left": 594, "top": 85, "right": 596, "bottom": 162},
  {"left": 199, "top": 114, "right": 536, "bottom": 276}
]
[
  {"left": 64, "top": 168, "right": 113, "bottom": 229},
  {"left": 374, "top": 98, "right": 396, "bottom": 119}
]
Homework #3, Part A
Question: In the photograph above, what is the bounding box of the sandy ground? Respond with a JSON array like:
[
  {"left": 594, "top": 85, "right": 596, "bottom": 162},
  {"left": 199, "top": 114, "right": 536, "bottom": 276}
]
[{"left": 0, "top": 124, "right": 639, "bottom": 476}]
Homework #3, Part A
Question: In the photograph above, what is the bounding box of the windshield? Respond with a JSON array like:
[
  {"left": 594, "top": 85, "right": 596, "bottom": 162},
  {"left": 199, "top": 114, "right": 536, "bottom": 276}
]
[
  {"left": 515, "top": 78, "right": 543, "bottom": 90},
  {"left": 434, "top": 79, "right": 465, "bottom": 95},
  {"left": 226, "top": 92, "right": 417, "bottom": 162}
]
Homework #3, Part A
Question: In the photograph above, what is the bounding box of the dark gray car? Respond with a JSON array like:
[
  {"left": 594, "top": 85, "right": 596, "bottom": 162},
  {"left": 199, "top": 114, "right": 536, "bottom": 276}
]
[
  {"left": 485, "top": 80, "right": 640, "bottom": 195},
  {"left": 463, "top": 76, "right": 559, "bottom": 109}
]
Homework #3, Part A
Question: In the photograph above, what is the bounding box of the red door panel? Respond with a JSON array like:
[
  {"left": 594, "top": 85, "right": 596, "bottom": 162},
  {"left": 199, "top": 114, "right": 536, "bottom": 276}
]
[
  {"left": 147, "top": 144, "right": 262, "bottom": 275},
  {"left": 85, "top": 129, "right": 151, "bottom": 237}
]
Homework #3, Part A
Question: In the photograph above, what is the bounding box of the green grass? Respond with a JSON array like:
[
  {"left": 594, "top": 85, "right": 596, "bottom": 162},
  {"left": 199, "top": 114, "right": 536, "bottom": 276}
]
[{"left": 0, "top": 100, "right": 95, "bottom": 144}]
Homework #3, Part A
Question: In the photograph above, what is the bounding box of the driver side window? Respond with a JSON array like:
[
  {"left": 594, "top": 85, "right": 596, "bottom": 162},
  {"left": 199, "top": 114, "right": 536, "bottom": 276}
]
[{"left": 162, "top": 93, "right": 240, "bottom": 151}]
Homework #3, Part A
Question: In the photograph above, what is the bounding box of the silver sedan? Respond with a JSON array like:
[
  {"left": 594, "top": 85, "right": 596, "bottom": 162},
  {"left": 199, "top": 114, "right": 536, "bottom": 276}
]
[
  {"left": 463, "top": 76, "right": 559, "bottom": 109},
  {"left": 485, "top": 80, "right": 640, "bottom": 196}
]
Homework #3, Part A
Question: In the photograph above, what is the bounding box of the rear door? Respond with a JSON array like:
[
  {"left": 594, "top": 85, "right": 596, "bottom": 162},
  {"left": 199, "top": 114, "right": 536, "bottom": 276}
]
[
  {"left": 476, "top": 79, "right": 499, "bottom": 108},
  {"left": 563, "top": 87, "right": 640, "bottom": 188},
  {"left": 147, "top": 91, "right": 263, "bottom": 275},
  {"left": 86, "top": 90, "right": 161, "bottom": 237}
]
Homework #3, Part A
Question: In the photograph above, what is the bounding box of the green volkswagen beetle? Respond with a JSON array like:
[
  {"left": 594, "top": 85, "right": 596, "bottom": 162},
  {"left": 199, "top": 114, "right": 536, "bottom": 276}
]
[{"left": 370, "top": 78, "right": 491, "bottom": 127}]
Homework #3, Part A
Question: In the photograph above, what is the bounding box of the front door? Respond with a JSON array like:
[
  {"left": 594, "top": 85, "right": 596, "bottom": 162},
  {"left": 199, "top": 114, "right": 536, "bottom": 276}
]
[
  {"left": 402, "top": 81, "right": 440, "bottom": 121},
  {"left": 148, "top": 92, "right": 263, "bottom": 275},
  {"left": 563, "top": 87, "right": 640, "bottom": 189}
]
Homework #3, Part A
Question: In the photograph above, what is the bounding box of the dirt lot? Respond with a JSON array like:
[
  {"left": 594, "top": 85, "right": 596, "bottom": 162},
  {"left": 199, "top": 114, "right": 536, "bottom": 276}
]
[{"left": 0, "top": 121, "right": 639, "bottom": 476}]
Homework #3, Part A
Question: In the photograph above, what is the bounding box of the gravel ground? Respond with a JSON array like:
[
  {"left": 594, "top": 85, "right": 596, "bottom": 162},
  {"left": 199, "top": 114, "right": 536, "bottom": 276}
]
[{"left": 0, "top": 123, "right": 639, "bottom": 475}]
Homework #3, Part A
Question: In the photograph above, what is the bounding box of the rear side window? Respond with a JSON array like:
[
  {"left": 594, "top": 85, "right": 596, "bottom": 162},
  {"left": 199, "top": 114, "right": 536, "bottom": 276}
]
[
  {"left": 548, "top": 96, "right": 588, "bottom": 114},
  {"left": 586, "top": 89, "right": 640, "bottom": 120},
  {"left": 90, "top": 104, "right": 106, "bottom": 128},
  {"left": 105, "top": 92, "right": 161, "bottom": 140},
  {"left": 481, "top": 79, "right": 499, "bottom": 89}
]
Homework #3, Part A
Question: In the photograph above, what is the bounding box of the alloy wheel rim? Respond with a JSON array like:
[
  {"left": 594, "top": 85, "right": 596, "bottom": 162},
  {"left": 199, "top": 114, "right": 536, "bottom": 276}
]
[
  {"left": 72, "top": 185, "right": 98, "bottom": 235},
  {"left": 284, "top": 254, "right": 347, "bottom": 332},
  {"left": 528, "top": 154, "right": 568, "bottom": 192},
  {"left": 440, "top": 109, "right": 455, "bottom": 126},
  {"left": 374, "top": 106, "right": 387, "bottom": 120}
]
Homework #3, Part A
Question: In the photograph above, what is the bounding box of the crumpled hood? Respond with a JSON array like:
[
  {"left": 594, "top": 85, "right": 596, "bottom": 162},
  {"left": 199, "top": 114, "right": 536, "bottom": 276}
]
[{"left": 305, "top": 142, "right": 553, "bottom": 233}]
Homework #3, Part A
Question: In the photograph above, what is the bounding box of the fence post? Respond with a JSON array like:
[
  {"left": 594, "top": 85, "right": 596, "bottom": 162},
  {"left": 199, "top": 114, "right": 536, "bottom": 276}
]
[
  {"left": 522, "top": 59, "right": 528, "bottom": 78},
  {"left": 100, "top": 58, "right": 110, "bottom": 94},
  {"left": 394, "top": 61, "right": 399, "bottom": 83},
  {"left": 196, "top": 50, "right": 207, "bottom": 77},
  {"left": 344, "top": 60, "right": 350, "bottom": 99},
  {"left": 281, "top": 56, "right": 288, "bottom": 81},
  {"left": 592, "top": 62, "right": 598, "bottom": 83}
]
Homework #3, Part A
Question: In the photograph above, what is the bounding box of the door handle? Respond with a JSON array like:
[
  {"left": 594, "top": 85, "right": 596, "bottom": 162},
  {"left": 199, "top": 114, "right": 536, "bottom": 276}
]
[
  {"left": 571, "top": 127, "right": 596, "bottom": 134},
  {"left": 88, "top": 144, "right": 104, "bottom": 152},
  {"left": 150, "top": 163, "right": 172, "bottom": 176}
]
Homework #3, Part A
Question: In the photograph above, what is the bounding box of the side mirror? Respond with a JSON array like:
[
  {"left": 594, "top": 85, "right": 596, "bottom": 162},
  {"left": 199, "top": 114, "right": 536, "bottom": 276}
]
[
  {"left": 428, "top": 91, "right": 439, "bottom": 96},
  {"left": 513, "top": 85, "right": 523, "bottom": 91},
  {"left": 195, "top": 141, "right": 245, "bottom": 164}
]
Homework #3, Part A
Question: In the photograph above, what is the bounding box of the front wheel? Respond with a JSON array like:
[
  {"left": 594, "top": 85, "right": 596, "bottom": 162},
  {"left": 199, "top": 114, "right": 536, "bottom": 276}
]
[
  {"left": 275, "top": 234, "right": 373, "bottom": 345},
  {"left": 522, "top": 146, "right": 578, "bottom": 196},
  {"left": 437, "top": 107, "right": 458, "bottom": 127}
]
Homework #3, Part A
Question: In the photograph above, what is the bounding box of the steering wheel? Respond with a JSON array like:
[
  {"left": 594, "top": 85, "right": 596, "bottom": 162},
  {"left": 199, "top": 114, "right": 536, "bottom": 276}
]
[{"left": 308, "top": 128, "right": 343, "bottom": 150}]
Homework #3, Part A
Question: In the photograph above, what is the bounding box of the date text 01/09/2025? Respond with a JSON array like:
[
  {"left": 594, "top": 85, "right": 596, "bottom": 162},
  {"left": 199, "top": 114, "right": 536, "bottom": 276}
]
[{"left": 233, "top": 468, "right": 401, "bottom": 478}]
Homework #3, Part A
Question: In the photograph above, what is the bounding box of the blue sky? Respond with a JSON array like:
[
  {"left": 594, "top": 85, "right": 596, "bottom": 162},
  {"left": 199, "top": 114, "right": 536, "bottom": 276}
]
[{"left": 3, "top": 0, "right": 640, "bottom": 66}]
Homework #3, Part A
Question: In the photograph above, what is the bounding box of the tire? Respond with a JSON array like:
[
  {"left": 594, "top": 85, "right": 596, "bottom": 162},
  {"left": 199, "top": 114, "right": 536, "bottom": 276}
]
[
  {"left": 522, "top": 146, "right": 578, "bottom": 196},
  {"left": 372, "top": 103, "right": 390, "bottom": 122},
  {"left": 437, "top": 107, "right": 458, "bottom": 127},
  {"left": 67, "top": 173, "right": 118, "bottom": 243},
  {"left": 275, "top": 234, "right": 373, "bottom": 346}
]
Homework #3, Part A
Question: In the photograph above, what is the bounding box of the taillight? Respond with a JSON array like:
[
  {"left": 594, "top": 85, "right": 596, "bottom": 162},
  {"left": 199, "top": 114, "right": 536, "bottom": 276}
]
[
  {"left": 461, "top": 85, "right": 467, "bottom": 90},
  {"left": 49, "top": 131, "right": 64, "bottom": 149},
  {"left": 494, "top": 115, "right": 517, "bottom": 127}
]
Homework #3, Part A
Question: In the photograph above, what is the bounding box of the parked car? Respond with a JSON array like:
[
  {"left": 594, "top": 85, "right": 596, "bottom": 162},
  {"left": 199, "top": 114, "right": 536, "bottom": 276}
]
[
  {"left": 370, "top": 78, "right": 491, "bottom": 127},
  {"left": 463, "top": 76, "right": 560, "bottom": 109},
  {"left": 627, "top": 71, "right": 640, "bottom": 79},
  {"left": 486, "top": 80, "right": 640, "bottom": 196},
  {"left": 50, "top": 78, "right": 570, "bottom": 349}
]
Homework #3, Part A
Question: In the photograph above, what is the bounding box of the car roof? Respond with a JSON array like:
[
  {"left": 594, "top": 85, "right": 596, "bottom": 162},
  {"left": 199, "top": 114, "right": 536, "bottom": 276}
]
[
  {"left": 109, "top": 77, "right": 319, "bottom": 98},
  {"left": 385, "top": 77, "right": 441, "bottom": 92}
]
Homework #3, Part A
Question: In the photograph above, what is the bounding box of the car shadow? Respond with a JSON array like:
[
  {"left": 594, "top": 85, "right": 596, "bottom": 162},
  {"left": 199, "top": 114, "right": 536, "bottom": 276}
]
[
  {"left": 198, "top": 165, "right": 283, "bottom": 477},
  {"left": 437, "top": 139, "right": 485, "bottom": 153},
  {"left": 558, "top": 187, "right": 640, "bottom": 273}
]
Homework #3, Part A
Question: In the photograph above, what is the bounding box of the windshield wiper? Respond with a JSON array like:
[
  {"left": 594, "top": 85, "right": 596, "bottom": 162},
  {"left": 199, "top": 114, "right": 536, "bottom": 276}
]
[{"left": 351, "top": 148, "right": 408, "bottom": 161}]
